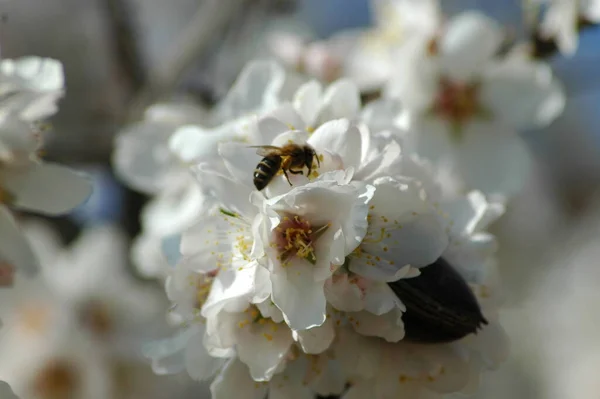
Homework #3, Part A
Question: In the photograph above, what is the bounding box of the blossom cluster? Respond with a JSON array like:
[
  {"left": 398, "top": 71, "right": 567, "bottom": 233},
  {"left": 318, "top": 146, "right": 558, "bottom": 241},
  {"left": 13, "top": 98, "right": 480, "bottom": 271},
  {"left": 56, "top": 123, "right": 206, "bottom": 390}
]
[
  {"left": 0, "top": 56, "right": 91, "bottom": 284},
  {"left": 110, "top": 3, "right": 569, "bottom": 392}
]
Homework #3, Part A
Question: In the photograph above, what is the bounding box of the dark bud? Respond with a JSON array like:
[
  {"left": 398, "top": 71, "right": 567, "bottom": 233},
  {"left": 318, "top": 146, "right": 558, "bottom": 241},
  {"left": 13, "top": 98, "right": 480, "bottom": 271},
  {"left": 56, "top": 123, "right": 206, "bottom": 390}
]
[{"left": 388, "top": 257, "right": 488, "bottom": 344}]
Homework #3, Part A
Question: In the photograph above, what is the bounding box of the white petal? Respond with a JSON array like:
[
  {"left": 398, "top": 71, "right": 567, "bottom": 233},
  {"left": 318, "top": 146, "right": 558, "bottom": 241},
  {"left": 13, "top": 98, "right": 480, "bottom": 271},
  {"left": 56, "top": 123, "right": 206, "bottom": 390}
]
[
  {"left": 293, "top": 81, "right": 323, "bottom": 128},
  {"left": 194, "top": 165, "right": 255, "bottom": 219},
  {"left": 186, "top": 330, "right": 225, "bottom": 381},
  {"left": 0, "top": 113, "right": 40, "bottom": 160},
  {"left": 202, "top": 263, "right": 270, "bottom": 319},
  {"left": 308, "top": 119, "right": 362, "bottom": 171},
  {"left": 236, "top": 320, "right": 293, "bottom": 381},
  {"left": 456, "top": 123, "right": 532, "bottom": 196},
  {"left": 348, "top": 308, "right": 405, "bottom": 342},
  {"left": 440, "top": 11, "right": 503, "bottom": 81},
  {"left": 0, "top": 206, "right": 38, "bottom": 275},
  {"left": 169, "top": 125, "right": 234, "bottom": 164},
  {"left": 141, "top": 183, "right": 207, "bottom": 235},
  {"left": 271, "top": 259, "right": 327, "bottom": 330},
  {"left": 218, "top": 142, "right": 262, "bottom": 191},
  {"left": 113, "top": 120, "right": 179, "bottom": 194},
  {"left": 4, "top": 162, "right": 91, "bottom": 215},
  {"left": 212, "top": 60, "right": 285, "bottom": 123},
  {"left": 266, "top": 103, "right": 307, "bottom": 133},
  {"left": 210, "top": 359, "right": 268, "bottom": 399},
  {"left": 293, "top": 317, "right": 335, "bottom": 354},
  {"left": 320, "top": 79, "right": 361, "bottom": 122},
  {"left": 142, "top": 328, "right": 196, "bottom": 375},
  {"left": 324, "top": 274, "right": 364, "bottom": 312},
  {"left": 481, "top": 60, "right": 565, "bottom": 129}
]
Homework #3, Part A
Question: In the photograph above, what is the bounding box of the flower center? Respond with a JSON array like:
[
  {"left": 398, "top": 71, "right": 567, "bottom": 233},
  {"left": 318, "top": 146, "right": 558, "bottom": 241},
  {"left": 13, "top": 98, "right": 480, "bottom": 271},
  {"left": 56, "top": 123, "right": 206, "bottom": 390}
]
[
  {"left": 237, "top": 306, "right": 280, "bottom": 341},
  {"left": 273, "top": 215, "right": 330, "bottom": 265},
  {"left": 79, "top": 300, "right": 113, "bottom": 338},
  {"left": 33, "top": 359, "right": 79, "bottom": 399},
  {"left": 0, "top": 261, "right": 14, "bottom": 287},
  {"left": 431, "top": 77, "right": 488, "bottom": 139},
  {"left": 195, "top": 271, "right": 217, "bottom": 310}
]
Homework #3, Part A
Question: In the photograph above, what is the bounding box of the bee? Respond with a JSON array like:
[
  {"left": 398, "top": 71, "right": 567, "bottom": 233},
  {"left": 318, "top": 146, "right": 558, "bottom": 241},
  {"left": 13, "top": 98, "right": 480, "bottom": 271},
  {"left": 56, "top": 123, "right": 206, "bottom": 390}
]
[
  {"left": 387, "top": 257, "right": 488, "bottom": 343},
  {"left": 251, "top": 144, "right": 319, "bottom": 191}
]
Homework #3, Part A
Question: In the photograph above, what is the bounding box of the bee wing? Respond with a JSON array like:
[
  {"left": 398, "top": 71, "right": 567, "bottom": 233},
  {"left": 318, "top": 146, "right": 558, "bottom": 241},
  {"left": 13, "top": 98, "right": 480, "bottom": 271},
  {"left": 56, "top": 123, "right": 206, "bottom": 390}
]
[{"left": 248, "top": 145, "right": 282, "bottom": 156}]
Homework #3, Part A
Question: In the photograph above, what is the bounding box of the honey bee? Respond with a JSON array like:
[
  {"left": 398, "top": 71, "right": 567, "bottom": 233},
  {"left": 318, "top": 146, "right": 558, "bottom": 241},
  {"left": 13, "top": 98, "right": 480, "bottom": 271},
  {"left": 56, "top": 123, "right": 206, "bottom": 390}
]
[{"left": 251, "top": 144, "right": 319, "bottom": 191}]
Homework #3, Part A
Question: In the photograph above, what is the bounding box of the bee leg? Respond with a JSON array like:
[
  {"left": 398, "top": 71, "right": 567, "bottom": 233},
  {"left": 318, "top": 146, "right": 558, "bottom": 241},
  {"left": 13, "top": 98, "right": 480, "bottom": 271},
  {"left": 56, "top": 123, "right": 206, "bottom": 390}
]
[
  {"left": 289, "top": 169, "right": 303, "bottom": 175},
  {"left": 283, "top": 170, "right": 293, "bottom": 186}
]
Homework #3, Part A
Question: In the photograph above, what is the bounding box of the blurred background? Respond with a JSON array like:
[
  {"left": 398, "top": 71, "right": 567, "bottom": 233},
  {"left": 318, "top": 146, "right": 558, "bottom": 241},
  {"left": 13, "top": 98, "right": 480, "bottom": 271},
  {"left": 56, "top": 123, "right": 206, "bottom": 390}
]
[{"left": 1, "top": 0, "right": 599, "bottom": 398}]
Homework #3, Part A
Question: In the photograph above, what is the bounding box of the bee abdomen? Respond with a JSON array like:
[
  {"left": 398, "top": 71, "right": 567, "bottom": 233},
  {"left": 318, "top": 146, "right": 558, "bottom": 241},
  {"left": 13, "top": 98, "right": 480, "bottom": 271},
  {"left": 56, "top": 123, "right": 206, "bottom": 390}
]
[
  {"left": 388, "top": 257, "right": 488, "bottom": 344},
  {"left": 253, "top": 156, "right": 281, "bottom": 191}
]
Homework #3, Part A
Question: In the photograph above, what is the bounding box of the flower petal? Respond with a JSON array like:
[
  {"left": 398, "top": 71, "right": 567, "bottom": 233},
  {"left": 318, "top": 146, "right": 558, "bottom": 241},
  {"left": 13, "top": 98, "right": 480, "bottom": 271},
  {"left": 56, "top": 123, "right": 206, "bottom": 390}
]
[
  {"left": 212, "top": 60, "right": 285, "bottom": 123},
  {"left": 456, "top": 123, "right": 532, "bottom": 196},
  {"left": 142, "top": 328, "right": 196, "bottom": 375},
  {"left": 293, "top": 317, "right": 335, "bottom": 354},
  {"left": 0, "top": 206, "right": 38, "bottom": 275},
  {"left": 481, "top": 60, "right": 565, "bottom": 129},
  {"left": 320, "top": 79, "right": 361, "bottom": 122},
  {"left": 236, "top": 319, "right": 293, "bottom": 381},
  {"left": 210, "top": 359, "right": 268, "bottom": 399},
  {"left": 4, "top": 162, "right": 92, "bottom": 215},
  {"left": 440, "top": 11, "right": 503, "bottom": 82},
  {"left": 271, "top": 259, "right": 327, "bottom": 330},
  {"left": 293, "top": 81, "right": 323, "bottom": 128},
  {"left": 308, "top": 119, "right": 362, "bottom": 175}
]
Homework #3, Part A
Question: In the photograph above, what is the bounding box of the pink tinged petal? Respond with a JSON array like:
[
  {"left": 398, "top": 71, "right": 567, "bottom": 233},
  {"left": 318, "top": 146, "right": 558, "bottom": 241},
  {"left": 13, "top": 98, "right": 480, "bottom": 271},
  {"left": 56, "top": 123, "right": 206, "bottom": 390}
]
[
  {"left": 271, "top": 259, "right": 327, "bottom": 330},
  {"left": 236, "top": 320, "right": 293, "bottom": 381},
  {"left": 481, "top": 60, "right": 565, "bottom": 129},
  {"left": 293, "top": 81, "right": 323, "bottom": 128},
  {"left": 0, "top": 206, "right": 38, "bottom": 275},
  {"left": 3, "top": 162, "right": 91, "bottom": 215},
  {"left": 456, "top": 123, "right": 532, "bottom": 196},
  {"left": 320, "top": 79, "right": 361, "bottom": 122},
  {"left": 440, "top": 11, "right": 503, "bottom": 82},
  {"left": 324, "top": 274, "right": 364, "bottom": 312},
  {"left": 308, "top": 119, "right": 362, "bottom": 171},
  {"left": 293, "top": 317, "right": 335, "bottom": 354},
  {"left": 210, "top": 359, "right": 268, "bottom": 399}
]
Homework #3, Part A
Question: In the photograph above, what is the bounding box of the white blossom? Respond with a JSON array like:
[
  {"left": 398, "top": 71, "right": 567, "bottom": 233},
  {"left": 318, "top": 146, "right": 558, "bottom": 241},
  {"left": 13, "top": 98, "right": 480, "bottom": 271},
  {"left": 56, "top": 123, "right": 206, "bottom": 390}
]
[
  {"left": 385, "top": 11, "right": 565, "bottom": 196},
  {"left": 536, "top": 0, "right": 600, "bottom": 55}
]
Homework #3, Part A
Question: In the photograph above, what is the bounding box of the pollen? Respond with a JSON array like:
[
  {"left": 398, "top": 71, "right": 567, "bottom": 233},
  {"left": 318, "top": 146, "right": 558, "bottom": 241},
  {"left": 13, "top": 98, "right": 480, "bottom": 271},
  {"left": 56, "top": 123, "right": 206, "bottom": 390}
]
[{"left": 273, "top": 214, "right": 330, "bottom": 265}]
